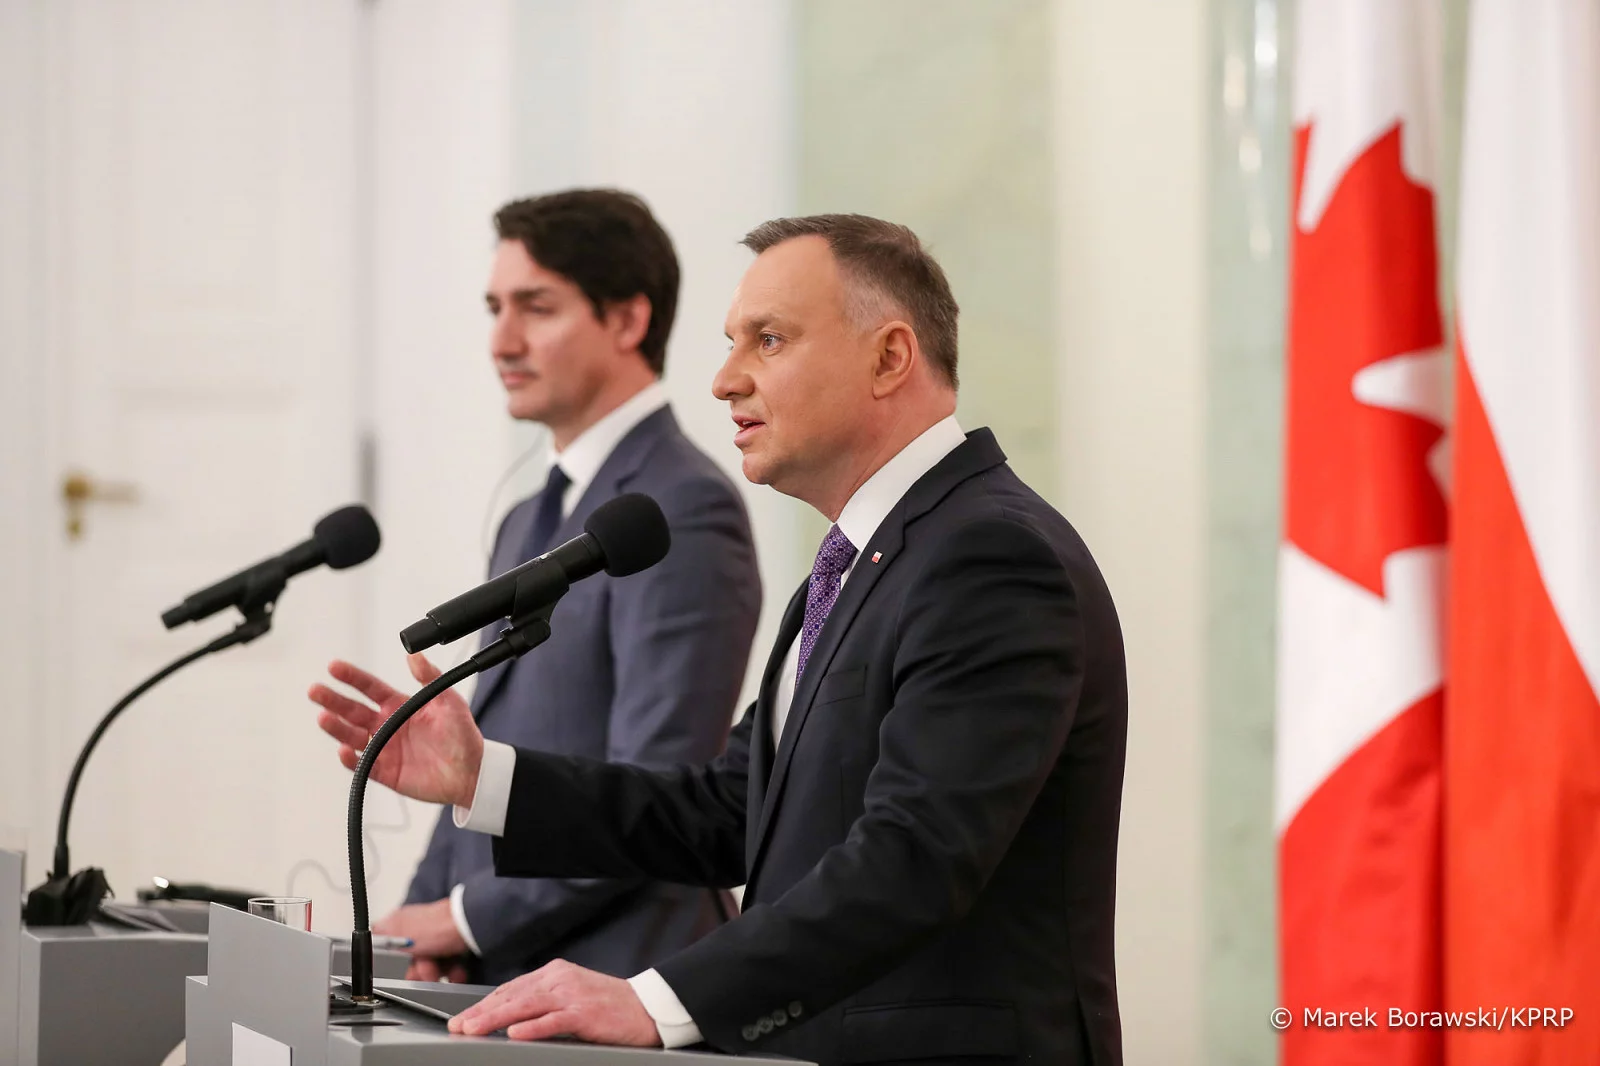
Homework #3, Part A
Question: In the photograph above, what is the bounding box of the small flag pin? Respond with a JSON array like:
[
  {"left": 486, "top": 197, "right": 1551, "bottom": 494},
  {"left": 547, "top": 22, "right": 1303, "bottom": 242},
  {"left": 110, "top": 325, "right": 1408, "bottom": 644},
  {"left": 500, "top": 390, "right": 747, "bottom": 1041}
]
[{"left": 871, "top": 551, "right": 882, "bottom": 564}]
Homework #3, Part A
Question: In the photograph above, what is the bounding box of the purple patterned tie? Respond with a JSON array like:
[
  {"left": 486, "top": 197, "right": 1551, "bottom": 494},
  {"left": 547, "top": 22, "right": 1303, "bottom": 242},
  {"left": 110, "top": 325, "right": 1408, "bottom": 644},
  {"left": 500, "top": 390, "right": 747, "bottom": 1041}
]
[{"left": 796, "top": 524, "right": 858, "bottom": 682}]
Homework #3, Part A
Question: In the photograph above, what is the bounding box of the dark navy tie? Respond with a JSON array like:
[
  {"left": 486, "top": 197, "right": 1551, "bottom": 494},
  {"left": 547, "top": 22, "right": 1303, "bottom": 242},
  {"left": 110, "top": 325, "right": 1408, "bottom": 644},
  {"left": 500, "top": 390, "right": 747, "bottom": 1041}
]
[
  {"left": 470, "top": 463, "right": 573, "bottom": 713},
  {"left": 522, "top": 463, "right": 572, "bottom": 560}
]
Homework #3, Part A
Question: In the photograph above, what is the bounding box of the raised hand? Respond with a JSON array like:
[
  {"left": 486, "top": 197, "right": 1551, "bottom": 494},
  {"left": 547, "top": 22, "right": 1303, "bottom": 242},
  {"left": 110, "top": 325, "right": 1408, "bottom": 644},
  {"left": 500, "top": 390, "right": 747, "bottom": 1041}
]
[{"left": 309, "top": 653, "right": 483, "bottom": 808}]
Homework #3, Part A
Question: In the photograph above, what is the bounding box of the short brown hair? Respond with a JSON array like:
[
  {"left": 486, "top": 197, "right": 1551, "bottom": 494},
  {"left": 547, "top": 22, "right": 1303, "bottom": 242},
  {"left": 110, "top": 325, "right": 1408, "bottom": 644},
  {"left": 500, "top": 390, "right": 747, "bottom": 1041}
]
[
  {"left": 494, "top": 190, "right": 679, "bottom": 374},
  {"left": 741, "top": 214, "right": 960, "bottom": 388}
]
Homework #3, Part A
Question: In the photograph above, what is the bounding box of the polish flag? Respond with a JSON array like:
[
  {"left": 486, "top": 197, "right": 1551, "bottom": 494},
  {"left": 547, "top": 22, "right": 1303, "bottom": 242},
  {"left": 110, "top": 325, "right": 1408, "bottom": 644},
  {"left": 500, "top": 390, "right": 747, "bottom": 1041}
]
[
  {"left": 1277, "top": 2, "right": 1447, "bottom": 1063},
  {"left": 1445, "top": 3, "right": 1600, "bottom": 1063}
]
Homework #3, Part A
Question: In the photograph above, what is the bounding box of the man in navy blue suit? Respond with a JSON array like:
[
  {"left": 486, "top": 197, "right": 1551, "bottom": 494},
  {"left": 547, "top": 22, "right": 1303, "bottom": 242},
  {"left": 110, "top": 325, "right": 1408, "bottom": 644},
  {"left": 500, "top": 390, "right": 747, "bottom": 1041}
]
[{"left": 309, "top": 190, "right": 761, "bottom": 986}]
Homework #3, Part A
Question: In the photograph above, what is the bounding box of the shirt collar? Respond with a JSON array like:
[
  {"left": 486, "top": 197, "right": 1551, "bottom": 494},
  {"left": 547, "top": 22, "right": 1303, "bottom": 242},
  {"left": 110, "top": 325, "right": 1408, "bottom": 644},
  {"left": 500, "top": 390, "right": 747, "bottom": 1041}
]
[
  {"left": 552, "top": 380, "right": 669, "bottom": 511},
  {"left": 835, "top": 414, "right": 966, "bottom": 553}
]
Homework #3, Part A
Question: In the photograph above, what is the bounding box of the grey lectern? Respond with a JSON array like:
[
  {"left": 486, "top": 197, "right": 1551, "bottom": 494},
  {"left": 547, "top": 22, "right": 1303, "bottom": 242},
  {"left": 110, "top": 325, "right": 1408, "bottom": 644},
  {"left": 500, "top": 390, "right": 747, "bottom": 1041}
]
[
  {"left": 189, "top": 904, "right": 813, "bottom": 1066},
  {"left": 2, "top": 847, "right": 203, "bottom": 1066},
  {"left": 1, "top": 850, "right": 21, "bottom": 1065},
  {"left": 0, "top": 850, "right": 406, "bottom": 1066}
]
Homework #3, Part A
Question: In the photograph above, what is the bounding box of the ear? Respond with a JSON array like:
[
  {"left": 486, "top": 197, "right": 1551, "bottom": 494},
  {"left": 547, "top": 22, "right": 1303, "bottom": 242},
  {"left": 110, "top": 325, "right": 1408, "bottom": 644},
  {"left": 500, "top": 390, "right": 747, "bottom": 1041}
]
[
  {"left": 606, "top": 294, "right": 653, "bottom": 354},
  {"left": 869, "top": 320, "right": 919, "bottom": 399}
]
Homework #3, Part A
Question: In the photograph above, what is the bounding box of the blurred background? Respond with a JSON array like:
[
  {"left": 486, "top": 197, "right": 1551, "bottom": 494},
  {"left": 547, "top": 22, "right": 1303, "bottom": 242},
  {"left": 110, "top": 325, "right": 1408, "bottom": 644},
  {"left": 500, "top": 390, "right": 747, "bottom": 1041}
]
[{"left": 0, "top": 1, "right": 1503, "bottom": 1064}]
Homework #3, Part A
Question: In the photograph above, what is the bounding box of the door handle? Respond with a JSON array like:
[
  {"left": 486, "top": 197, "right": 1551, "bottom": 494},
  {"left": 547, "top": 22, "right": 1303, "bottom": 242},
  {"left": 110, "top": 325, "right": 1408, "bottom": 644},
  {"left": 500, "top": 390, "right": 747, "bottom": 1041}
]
[{"left": 60, "top": 470, "right": 141, "bottom": 540}]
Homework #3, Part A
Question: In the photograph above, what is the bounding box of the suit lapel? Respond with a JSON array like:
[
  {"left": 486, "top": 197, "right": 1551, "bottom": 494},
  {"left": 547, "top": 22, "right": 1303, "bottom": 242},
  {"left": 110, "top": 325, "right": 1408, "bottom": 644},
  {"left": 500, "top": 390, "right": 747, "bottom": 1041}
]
[
  {"left": 747, "top": 513, "right": 906, "bottom": 879},
  {"left": 745, "top": 428, "right": 1011, "bottom": 885},
  {"left": 745, "top": 582, "right": 807, "bottom": 849},
  {"left": 469, "top": 502, "right": 538, "bottom": 718},
  {"left": 471, "top": 406, "right": 676, "bottom": 718},
  {"left": 562, "top": 405, "right": 673, "bottom": 529}
]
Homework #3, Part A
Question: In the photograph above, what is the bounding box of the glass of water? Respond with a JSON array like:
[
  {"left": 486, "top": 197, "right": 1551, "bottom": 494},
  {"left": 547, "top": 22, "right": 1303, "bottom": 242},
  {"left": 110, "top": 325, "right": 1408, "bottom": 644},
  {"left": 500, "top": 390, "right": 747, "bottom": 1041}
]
[{"left": 247, "top": 896, "right": 312, "bottom": 931}]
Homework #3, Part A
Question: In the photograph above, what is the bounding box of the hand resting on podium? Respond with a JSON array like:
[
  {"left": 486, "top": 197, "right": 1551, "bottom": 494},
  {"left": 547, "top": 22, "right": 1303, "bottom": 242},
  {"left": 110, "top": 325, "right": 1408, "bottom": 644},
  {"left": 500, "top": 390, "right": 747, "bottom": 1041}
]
[
  {"left": 369, "top": 897, "right": 467, "bottom": 977},
  {"left": 402, "top": 952, "right": 471, "bottom": 985},
  {"left": 443, "top": 958, "right": 659, "bottom": 1044}
]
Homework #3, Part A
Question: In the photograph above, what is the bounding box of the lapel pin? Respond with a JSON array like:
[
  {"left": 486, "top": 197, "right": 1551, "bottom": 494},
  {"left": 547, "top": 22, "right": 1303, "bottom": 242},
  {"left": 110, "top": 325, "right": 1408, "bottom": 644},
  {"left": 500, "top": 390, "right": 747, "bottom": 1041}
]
[{"left": 871, "top": 552, "right": 882, "bottom": 564}]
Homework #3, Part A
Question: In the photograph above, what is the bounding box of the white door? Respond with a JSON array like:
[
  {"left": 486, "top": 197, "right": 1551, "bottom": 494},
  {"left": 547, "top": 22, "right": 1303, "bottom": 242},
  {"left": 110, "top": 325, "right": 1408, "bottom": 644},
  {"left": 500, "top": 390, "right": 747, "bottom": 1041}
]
[{"left": 8, "top": 0, "right": 371, "bottom": 932}]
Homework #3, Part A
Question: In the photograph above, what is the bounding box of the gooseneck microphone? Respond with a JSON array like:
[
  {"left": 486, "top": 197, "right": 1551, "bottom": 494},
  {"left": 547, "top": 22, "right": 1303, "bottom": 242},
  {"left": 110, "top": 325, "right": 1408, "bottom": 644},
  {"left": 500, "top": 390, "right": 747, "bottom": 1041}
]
[
  {"left": 162, "top": 505, "right": 381, "bottom": 629},
  {"left": 342, "top": 493, "right": 670, "bottom": 1005},
  {"left": 399, "top": 492, "right": 670, "bottom": 653},
  {"left": 24, "top": 505, "right": 382, "bottom": 927}
]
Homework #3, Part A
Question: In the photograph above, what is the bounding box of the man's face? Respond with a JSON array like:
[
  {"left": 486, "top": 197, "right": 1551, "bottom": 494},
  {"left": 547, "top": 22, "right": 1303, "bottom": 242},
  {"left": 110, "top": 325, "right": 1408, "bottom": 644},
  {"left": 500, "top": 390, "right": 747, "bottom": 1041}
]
[
  {"left": 485, "top": 240, "right": 617, "bottom": 426},
  {"left": 715, "top": 236, "right": 878, "bottom": 501}
]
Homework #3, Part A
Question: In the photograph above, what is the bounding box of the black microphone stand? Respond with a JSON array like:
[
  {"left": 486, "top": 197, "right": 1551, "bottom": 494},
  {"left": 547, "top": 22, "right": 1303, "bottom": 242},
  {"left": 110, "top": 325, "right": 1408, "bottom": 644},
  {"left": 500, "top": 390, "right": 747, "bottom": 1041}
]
[
  {"left": 340, "top": 597, "right": 560, "bottom": 1009},
  {"left": 25, "top": 564, "right": 289, "bottom": 926}
]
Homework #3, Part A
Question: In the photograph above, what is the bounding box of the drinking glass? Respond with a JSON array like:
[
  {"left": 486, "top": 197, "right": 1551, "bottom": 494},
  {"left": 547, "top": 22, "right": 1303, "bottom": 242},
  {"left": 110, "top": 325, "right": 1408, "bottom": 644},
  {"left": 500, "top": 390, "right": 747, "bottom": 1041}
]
[{"left": 246, "top": 896, "right": 311, "bottom": 931}]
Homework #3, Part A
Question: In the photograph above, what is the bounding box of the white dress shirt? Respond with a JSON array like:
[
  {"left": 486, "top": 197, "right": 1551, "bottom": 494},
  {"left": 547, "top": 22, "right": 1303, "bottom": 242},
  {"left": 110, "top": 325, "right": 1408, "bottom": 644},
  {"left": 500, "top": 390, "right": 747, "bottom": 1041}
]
[
  {"left": 456, "top": 414, "right": 966, "bottom": 1046},
  {"left": 547, "top": 380, "right": 670, "bottom": 521},
  {"left": 446, "top": 380, "right": 670, "bottom": 956}
]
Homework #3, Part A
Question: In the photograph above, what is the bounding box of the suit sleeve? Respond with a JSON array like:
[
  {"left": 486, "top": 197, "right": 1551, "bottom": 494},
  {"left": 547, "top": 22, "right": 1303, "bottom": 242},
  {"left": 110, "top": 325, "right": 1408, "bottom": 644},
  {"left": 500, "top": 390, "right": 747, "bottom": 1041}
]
[
  {"left": 604, "top": 474, "right": 760, "bottom": 771},
  {"left": 654, "top": 517, "right": 1085, "bottom": 1051},
  {"left": 491, "top": 706, "right": 754, "bottom": 887},
  {"left": 461, "top": 476, "right": 762, "bottom": 958}
]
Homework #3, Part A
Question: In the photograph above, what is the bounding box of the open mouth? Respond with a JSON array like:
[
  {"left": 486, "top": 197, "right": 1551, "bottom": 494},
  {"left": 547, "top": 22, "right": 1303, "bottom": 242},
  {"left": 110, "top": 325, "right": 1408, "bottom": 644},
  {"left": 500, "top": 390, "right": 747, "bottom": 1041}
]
[{"left": 732, "top": 414, "right": 765, "bottom": 446}]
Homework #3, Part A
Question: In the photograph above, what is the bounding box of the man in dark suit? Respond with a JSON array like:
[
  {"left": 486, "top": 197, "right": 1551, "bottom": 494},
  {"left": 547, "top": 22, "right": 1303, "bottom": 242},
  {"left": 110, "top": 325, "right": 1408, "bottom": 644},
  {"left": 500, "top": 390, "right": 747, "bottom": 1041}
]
[
  {"left": 317, "top": 214, "right": 1127, "bottom": 1064},
  {"left": 309, "top": 190, "right": 760, "bottom": 986}
]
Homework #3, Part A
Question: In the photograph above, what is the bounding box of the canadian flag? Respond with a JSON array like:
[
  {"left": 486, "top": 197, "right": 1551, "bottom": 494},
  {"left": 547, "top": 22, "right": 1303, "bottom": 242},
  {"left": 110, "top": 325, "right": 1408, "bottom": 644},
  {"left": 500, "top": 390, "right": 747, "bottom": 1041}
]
[
  {"left": 1277, "top": 1, "right": 1447, "bottom": 1063},
  {"left": 1445, "top": 2, "right": 1600, "bottom": 1064}
]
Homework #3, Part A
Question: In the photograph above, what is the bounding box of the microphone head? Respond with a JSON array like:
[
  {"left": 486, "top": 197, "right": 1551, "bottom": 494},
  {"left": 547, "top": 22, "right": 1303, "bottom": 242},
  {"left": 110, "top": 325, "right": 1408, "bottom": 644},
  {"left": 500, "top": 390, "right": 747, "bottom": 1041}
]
[
  {"left": 584, "top": 493, "right": 670, "bottom": 577},
  {"left": 314, "top": 505, "right": 382, "bottom": 569}
]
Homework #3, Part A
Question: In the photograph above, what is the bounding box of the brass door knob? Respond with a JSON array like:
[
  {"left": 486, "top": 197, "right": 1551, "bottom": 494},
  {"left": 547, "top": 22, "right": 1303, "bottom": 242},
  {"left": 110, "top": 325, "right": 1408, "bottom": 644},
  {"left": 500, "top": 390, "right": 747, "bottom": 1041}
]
[{"left": 60, "top": 470, "right": 140, "bottom": 540}]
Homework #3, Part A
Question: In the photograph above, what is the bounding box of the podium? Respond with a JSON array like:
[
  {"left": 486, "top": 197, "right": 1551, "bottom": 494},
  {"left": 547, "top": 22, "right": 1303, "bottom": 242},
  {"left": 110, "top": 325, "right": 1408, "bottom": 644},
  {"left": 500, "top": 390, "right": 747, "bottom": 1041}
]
[
  {"left": 0, "top": 850, "right": 407, "bottom": 1066},
  {"left": 188, "top": 904, "right": 813, "bottom": 1065}
]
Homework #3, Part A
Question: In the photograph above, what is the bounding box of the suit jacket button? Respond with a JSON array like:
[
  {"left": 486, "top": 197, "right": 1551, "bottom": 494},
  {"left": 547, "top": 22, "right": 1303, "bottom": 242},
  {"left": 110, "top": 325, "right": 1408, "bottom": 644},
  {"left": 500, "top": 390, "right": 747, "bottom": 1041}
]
[
  {"left": 788, "top": 1001, "right": 803, "bottom": 1018},
  {"left": 772, "top": 1009, "right": 787, "bottom": 1026},
  {"left": 742, "top": 1025, "right": 760, "bottom": 1042},
  {"left": 758, "top": 1017, "right": 775, "bottom": 1035}
]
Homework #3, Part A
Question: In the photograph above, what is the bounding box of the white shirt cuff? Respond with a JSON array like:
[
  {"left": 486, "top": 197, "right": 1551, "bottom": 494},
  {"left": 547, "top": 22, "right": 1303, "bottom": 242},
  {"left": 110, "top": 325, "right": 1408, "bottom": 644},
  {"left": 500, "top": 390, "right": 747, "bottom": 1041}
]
[
  {"left": 628, "top": 969, "right": 703, "bottom": 1048},
  {"left": 452, "top": 739, "right": 516, "bottom": 837},
  {"left": 447, "top": 883, "right": 483, "bottom": 957}
]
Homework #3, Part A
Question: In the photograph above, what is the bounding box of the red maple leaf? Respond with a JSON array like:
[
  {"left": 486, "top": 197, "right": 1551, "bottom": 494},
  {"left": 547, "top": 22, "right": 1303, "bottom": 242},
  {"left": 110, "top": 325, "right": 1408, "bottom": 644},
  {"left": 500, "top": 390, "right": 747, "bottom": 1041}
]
[{"left": 1286, "top": 121, "right": 1449, "bottom": 596}]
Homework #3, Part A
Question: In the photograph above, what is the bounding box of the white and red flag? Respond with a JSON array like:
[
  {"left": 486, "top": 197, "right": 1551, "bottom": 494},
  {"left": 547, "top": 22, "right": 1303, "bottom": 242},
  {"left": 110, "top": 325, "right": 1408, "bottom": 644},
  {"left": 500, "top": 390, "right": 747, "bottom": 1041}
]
[
  {"left": 1278, "top": 1, "right": 1448, "bottom": 1063},
  {"left": 1446, "top": 3, "right": 1600, "bottom": 1063}
]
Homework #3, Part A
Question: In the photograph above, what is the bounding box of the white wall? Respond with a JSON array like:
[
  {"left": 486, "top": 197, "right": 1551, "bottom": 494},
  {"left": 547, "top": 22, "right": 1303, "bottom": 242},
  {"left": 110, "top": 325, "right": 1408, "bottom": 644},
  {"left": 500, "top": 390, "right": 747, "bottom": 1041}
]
[
  {"left": 0, "top": 0, "right": 493, "bottom": 935},
  {"left": 1052, "top": 1, "right": 1209, "bottom": 1062},
  {"left": 359, "top": 0, "right": 518, "bottom": 920},
  {"left": 510, "top": 0, "right": 807, "bottom": 703},
  {"left": 0, "top": 0, "right": 376, "bottom": 911},
  {"left": 0, "top": 0, "right": 48, "bottom": 874}
]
